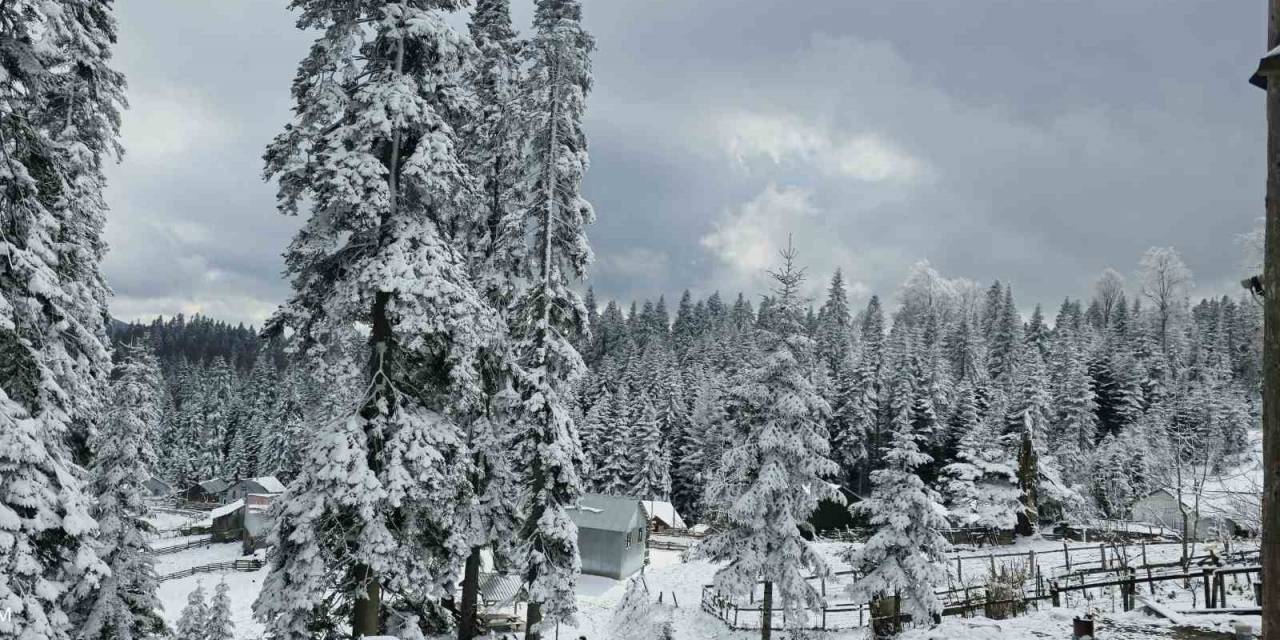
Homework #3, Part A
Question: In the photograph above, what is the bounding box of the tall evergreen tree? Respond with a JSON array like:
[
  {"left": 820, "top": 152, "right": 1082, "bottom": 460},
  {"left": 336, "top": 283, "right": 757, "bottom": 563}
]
[
  {"left": 76, "top": 344, "right": 166, "bottom": 640},
  {"left": 629, "top": 391, "right": 670, "bottom": 499},
  {"left": 843, "top": 388, "right": 950, "bottom": 627},
  {"left": 698, "top": 243, "right": 841, "bottom": 640},
  {"left": 510, "top": 0, "right": 596, "bottom": 634},
  {"left": 0, "top": 2, "right": 123, "bottom": 637},
  {"left": 253, "top": 2, "right": 502, "bottom": 637}
]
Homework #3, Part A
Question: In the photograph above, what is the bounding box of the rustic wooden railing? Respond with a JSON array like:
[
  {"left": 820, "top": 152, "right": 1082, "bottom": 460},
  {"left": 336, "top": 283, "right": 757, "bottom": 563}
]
[
  {"left": 149, "top": 536, "right": 215, "bottom": 556},
  {"left": 159, "top": 559, "right": 265, "bottom": 582}
]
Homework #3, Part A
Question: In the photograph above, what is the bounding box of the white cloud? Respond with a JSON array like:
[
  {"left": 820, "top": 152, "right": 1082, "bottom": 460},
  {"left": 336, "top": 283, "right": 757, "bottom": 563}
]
[
  {"left": 122, "top": 88, "right": 230, "bottom": 160},
  {"left": 701, "top": 184, "right": 818, "bottom": 280},
  {"left": 718, "top": 112, "right": 926, "bottom": 182}
]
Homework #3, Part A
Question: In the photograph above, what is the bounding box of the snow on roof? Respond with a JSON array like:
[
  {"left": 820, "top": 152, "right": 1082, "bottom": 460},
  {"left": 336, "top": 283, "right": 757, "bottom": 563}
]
[
  {"left": 210, "top": 499, "right": 244, "bottom": 520},
  {"left": 641, "top": 500, "right": 686, "bottom": 529},
  {"left": 248, "top": 476, "right": 286, "bottom": 493},
  {"left": 198, "top": 478, "right": 230, "bottom": 494},
  {"left": 566, "top": 494, "right": 646, "bottom": 533}
]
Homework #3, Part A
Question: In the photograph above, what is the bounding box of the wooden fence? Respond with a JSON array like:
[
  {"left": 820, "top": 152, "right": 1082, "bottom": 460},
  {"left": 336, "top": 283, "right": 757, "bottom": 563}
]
[
  {"left": 150, "top": 536, "right": 215, "bottom": 556},
  {"left": 700, "top": 548, "right": 1261, "bottom": 632},
  {"left": 159, "top": 559, "right": 264, "bottom": 583}
]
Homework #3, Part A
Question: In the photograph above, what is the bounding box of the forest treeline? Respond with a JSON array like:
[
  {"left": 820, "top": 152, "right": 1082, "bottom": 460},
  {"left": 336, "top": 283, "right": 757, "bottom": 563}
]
[{"left": 127, "top": 245, "right": 1261, "bottom": 536}]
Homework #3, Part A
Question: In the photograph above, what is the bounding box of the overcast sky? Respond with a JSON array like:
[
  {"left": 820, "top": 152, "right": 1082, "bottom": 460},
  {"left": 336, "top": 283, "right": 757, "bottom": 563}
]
[{"left": 103, "top": 1, "right": 1266, "bottom": 327}]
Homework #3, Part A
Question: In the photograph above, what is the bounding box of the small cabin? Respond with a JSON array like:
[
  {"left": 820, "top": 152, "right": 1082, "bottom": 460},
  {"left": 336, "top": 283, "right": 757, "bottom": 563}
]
[
  {"left": 640, "top": 500, "right": 686, "bottom": 533},
  {"left": 224, "top": 476, "right": 286, "bottom": 502},
  {"left": 143, "top": 476, "right": 173, "bottom": 499},
  {"left": 567, "top": 494, "right": 648, "bottom": 580},
  {"left": 182, "top": 478, "right": 230, "bottom": 504},
  {"left": 209, "top": 499, "right": 245, "bottom": 542},
  {"left": 1131, "top": 489, "right": 1252, "bottom": 541}
]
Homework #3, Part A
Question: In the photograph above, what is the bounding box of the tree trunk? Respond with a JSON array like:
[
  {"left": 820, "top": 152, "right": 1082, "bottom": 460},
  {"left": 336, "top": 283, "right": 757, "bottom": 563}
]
[
  {"left": 1014, "top": 430, "right": 1038, "bottom": 537},
  {"left": 1263, "top": 1, "right": 1280, "bottom": 636},
  {"left": 525, "top": 602, "right": 544, "bottom": 640},
  {"left": 352, "top": 562, "right": 382, "bottom": 638},
  {"left": 458, "top": 547, "right": 482, "bottom": 640},
  {"left": 761, "top": 581, "right": 773, "bottom": 640}
]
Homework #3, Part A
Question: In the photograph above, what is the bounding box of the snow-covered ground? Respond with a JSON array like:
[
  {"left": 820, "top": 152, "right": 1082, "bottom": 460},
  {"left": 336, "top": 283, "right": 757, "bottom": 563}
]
[
  {"left": 155, "top": 542, "right": 270, "bottom": 639},
  {"left": 150, "top": 537, "right": 1259, "bottom": 640}
]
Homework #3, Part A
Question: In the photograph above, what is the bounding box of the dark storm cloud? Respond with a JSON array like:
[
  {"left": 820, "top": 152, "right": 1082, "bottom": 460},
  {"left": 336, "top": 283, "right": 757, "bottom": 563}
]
[{"left": 103, "top": 0, "right": 1266, "bottom": 325}]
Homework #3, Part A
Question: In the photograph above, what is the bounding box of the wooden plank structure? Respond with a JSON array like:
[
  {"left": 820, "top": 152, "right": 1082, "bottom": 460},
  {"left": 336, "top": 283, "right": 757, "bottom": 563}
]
[{"left": 159, "top": 558, "right": 264, "bottom": 582}]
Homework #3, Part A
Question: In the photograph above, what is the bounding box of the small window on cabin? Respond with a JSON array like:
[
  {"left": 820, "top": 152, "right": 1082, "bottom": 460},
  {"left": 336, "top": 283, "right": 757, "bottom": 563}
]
[{"left": 625, "top": 532, "right": 631, "bottom": 548}]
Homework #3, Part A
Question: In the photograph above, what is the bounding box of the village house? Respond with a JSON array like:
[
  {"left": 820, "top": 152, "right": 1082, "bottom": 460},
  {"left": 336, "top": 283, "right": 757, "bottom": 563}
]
[
  {"left": 566, "top": 494, "right": 648, "bottom": 580},
  {"left": 209, "top": 499, "right": 246, "bottom": 542},
  {"left": 1131, "top": 487, "right": 1259, "bottom": 541},
  {"left": 223, "top": 476, "right": 286, "bottom": 502},
  {"left": 181, "top": 478, "right": 230, "bottom": 504},
  {"left": 143, "top": 476, "right": 173, "bottom": 499},
  {"left": 640, "top": 499, "right": 686, "bottom": 533}
]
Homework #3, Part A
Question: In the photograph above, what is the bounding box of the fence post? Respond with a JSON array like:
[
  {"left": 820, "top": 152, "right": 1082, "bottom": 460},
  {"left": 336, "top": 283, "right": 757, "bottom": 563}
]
[
  {"left": 956, "top": 557, "right": 963, "bottom": 583},
  {"left": 1063, "top": 542, "right": 1072, "bottom": 572},
  {"left": 1125, "top": 567, "right": 1136, "bottom": 611},
  {"left": 1203, "top": 568, "right": 1215, "bottom": 609},
  {"left": 1051, "top": 581, "right": 1060, "bottom": 607},
  {"left": 1099, "top": 544, "right": 1106, "bottom": 569}
]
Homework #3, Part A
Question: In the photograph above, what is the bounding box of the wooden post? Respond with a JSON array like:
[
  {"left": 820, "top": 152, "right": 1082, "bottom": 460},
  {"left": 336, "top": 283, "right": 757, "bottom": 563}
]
[
  {"left": 1203, "top": 568, "right": 1215, "bottom": 609},
  {"left": 1263, "top": 0, "right": 1280, "bottom": 634},
  {"left": 956, "top": 557, "right": 963, "bottom": 583},
  {"left": 1064, "top": 543, "right": 1072, "bottom": 572},
  {"left": 1141, "top": 541, "right": 1148, "bottom": 568},
  {"left": 1051, "top": 581, "right": 1061, "bottom": 607},
  {"left": 1099, "top": 544, "right": 1106, "bottom": 569},
  {"left": 761, "top": 581, "right": 773, "bottom": 640}
]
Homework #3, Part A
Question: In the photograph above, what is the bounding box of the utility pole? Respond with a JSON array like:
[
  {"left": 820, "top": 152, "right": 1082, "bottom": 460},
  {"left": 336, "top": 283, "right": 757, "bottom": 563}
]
[{"left": 1259, "top": 0, "right": 1280, "bottom": 635}]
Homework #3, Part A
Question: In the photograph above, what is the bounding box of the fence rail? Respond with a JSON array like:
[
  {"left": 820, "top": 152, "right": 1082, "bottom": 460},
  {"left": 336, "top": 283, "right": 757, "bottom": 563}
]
[
  {"left": 159, "top": 559, "right": 264, "bottom": 582},
  {"left": 150, "top": 536, "right": 215, "bottom": 556},
  {"left": 700, "top": 547, "right": 1262, "bottom": 633}
]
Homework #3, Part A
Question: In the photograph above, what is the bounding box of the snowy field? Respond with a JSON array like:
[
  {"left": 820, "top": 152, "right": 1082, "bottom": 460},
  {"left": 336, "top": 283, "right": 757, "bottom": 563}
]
[
  {"left": 148, "top": 538, "right": 1260, "bottom": 640},
  {"left": 155, "top": 542, "right": 270, "bottom": 639}
]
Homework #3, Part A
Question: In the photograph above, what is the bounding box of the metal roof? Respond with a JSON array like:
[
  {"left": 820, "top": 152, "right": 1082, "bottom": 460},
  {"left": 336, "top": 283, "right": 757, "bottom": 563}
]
[
  {"left": 477, "top": 573, "right": 526, "bottom": 606},
  {"left": 566, "top": 493, "right": 645, "bottom": 533}
]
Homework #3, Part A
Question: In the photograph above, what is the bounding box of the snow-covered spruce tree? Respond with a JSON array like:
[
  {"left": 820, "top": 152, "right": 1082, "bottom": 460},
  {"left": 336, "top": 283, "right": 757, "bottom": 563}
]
[
  {"left": 848, "top": 296, "right": 886, "bottom": 495},
  {"left": 609, "top": 578, "right": 675, "bottom": 640},
  {"left": 842, "top": 398, "right": 950, "bottom": 630},
  {"left": 940, "top": 400, "right": 1021, "bottom": 531},
  {"left": 1049, "top": 330, "right": 1097, "bottom": 484},
  {"left": 630, "top": 391, "right": 670, "bottom": 500},
  {"left": 0, "top": 1, "right": 124, "bottom": 638},
  {"left": 173, "top": 585, "right": 207, "bottom": 640},
  {"left": 698, "top": 242, "right": 842, "bottom": 639},
  {"left": 252, "top": 2, "right": 503, "bottom": 637},
  {"left": 464, "top": 0, "right": 525, "bottom": 310},
  {"left": 1002, "top": 348, "right": 1077, "bottom": 534},
  {"left": 76, "top": 344, "right": 166, "bottom": 640},
  {"left": 207, "top": 580, "right": 234, "bottom": 640},
  {"left": 816, "top": 269, "right": 853, "bottom": 374},
  {"left": 509, "top": 0, "right": 596, "bottom": 635},
  {"left": 675, "top": 371, "right": 724, "bottom": 522}
]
